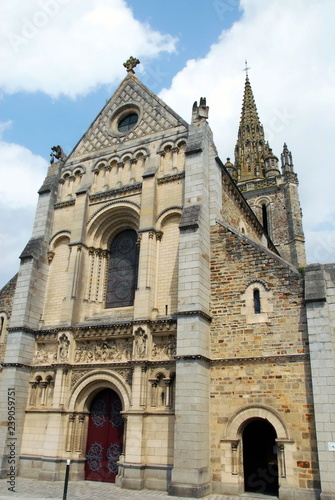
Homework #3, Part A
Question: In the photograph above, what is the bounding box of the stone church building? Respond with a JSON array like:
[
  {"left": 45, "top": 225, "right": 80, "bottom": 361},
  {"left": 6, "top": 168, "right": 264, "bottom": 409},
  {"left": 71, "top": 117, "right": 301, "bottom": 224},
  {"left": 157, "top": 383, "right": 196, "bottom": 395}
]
[{"left": 0, "top": 58, "right": 335, "bottom": 499}]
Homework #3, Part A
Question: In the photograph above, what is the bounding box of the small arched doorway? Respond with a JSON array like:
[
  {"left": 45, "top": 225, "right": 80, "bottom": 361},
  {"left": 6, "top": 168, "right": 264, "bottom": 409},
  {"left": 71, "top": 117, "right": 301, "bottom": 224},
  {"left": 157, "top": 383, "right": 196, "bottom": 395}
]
[
  {"left": 243, "top": 419, "right": 279, "bottom": 496},
  {"left": 85, "top": 389, "right": 124, "bottom": 482}
]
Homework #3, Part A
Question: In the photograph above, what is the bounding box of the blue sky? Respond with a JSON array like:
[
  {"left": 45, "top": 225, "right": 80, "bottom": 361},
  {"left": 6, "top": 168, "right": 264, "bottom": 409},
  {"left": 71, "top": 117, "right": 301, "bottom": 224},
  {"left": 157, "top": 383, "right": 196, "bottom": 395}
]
[{"left": 1, "top": 0, "right": 335, "bottom": 286}]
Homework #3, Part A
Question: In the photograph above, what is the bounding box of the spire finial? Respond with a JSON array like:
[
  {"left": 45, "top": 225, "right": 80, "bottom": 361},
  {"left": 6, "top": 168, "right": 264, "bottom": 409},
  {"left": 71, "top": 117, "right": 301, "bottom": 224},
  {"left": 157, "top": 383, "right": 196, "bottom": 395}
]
[
  {"left": 243, "top": 59, "right": 251, "bottom": 78},
  {"left": 123, "top": 56, "right": 140, "bottom": 75}
]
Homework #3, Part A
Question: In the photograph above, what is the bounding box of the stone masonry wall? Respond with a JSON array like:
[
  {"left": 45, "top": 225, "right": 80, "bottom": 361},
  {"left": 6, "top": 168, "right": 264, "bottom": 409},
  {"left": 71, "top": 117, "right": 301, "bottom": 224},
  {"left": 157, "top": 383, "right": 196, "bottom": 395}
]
[
  {"left": 209, "top": 223, "right": 320, "bottom": 495},
  {"left": 221, "top": 172, "right": 264, "bottom": 245}
]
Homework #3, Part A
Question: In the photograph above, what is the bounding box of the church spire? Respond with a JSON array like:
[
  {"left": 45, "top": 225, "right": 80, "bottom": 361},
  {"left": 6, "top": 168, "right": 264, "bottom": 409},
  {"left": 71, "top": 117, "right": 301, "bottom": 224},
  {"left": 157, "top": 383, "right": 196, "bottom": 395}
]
[
  {"left": 234, "top": 75, "right": 279, "bottom": 182},
  {"left": 233, "top": 73, "right": 305, "bottom": 267},
  {"left": 239, "top": 75, "right": 263, "bottom": 137}
]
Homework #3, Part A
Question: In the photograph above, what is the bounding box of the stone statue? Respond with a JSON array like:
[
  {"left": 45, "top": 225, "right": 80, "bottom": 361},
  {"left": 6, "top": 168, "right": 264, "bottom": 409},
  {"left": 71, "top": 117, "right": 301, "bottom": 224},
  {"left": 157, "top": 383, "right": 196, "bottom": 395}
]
[
  {"left": 58, "top": 334, "right": 70, "bottom": 362},
  {"left": 50, "top": 145, "right": 67, "bottom": 165}
]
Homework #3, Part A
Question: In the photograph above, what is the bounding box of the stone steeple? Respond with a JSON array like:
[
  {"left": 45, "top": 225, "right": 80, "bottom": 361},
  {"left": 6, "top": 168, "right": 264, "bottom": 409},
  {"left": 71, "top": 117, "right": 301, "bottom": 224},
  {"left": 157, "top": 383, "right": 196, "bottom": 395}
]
[
  {"left": 230, "top": 75, "right": 306, "bottom": 268},
  {"left": 233, "top": 76, "right": 279, "bottom": 182}
]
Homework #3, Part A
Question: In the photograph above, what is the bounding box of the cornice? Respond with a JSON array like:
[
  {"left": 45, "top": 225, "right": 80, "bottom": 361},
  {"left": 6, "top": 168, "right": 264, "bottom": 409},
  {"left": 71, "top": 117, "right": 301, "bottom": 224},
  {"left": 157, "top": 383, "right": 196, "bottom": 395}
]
[
  {"left": 89, "top": 182, "right": 142, "bottom": 201},
  {"left": 176, "top": 310, "right": 212, "bottom": 323},
  {"left": 157, "top": 172, "right": 185, "bottom": 184},
  {"left": 54, "top": 199, "right": 76, "bottom": 210},
  {"left": 211, "top": 352, "right": 309, "bottom": 364}
]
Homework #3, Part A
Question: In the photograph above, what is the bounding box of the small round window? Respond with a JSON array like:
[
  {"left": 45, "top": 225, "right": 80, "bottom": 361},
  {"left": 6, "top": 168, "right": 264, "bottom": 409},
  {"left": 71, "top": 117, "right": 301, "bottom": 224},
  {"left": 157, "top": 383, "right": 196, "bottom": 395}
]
[{"left": 118, "top": 113, "right": 138, "bottom": 133}]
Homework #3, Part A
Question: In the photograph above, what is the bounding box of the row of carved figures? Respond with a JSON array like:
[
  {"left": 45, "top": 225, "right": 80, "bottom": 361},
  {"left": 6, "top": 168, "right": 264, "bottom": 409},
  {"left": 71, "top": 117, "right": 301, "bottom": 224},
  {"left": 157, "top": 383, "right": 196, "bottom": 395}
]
[{"left": 33, "top": 332, "right": 176, "bottom": 365}]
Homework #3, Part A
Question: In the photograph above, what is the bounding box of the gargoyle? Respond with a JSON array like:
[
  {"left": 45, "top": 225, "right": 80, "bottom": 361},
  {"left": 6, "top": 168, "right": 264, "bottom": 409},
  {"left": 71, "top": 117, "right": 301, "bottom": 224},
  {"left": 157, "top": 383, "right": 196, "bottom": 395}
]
[{"left": 50, "top": 145, "right": 67, "bottom": 165}]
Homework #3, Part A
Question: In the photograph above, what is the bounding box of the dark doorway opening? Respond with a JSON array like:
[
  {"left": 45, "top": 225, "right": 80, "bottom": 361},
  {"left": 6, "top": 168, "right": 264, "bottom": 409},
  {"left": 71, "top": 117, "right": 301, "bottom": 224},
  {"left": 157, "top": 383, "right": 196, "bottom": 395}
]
[
  {"left": 85, "top": 389, "right": 124, "bottom": 482},
  {"left": 243, "top": 419, "right": 279, "bottom": 496}
]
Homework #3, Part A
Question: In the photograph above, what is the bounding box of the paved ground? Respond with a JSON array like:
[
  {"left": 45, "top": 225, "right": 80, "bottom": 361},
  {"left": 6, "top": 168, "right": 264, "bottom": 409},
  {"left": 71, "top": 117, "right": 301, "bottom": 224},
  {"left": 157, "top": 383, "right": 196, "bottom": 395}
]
[{"left": 0, "top": 477, "right": 273, "bottom": 500}]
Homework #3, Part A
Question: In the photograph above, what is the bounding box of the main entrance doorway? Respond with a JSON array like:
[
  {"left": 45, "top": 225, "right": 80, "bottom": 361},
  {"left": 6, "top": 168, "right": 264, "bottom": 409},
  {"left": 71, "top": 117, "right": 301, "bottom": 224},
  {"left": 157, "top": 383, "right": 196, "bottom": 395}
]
[
  {"left": 243, "top": 419, "right": 279, "bottom": 496},
  {"left": 85, "top": 389, "right": 124, "bottom": 482}
]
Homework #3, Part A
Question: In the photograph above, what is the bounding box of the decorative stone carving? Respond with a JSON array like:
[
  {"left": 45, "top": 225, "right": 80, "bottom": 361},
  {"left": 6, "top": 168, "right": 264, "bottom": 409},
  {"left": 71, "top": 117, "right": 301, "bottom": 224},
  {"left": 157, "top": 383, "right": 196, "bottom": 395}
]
[
  {"left": 36, "top": 332, "right": 58, "bottom": 342},
  {"left": 152, "top": 335, "right": 176, "bottom": 360},
  {"left": 70, "top": 370, "right": 90, "bottom": 389},
  {"left": 73, "top": 324, "right": 133, "bottom": 339},
  {"left": 50, "top": 145, "right": 67, "bottom": 165},
  {"left": 74, "top": 338, "right": 132, "bottom": 364},
  {"left": 150, "top": 320, "right": 177, "bottom": 333},
  {"left": 28, "top": 373, "right": 54, "bottom": 407},
  {"left": 33, "top": 343, "right": 57, "bottom": 365},
  {"left": 134, "top": 328, "right": 147, "bottom": 359},
  {"left": 123, "top": 56, "right": 140, "bottom": 74},
  {"left": 58, "top": 333, "right": 70, "bottom": 362},
  {"left": 116, "top": 368, "right": 133, "bottom": 387}
]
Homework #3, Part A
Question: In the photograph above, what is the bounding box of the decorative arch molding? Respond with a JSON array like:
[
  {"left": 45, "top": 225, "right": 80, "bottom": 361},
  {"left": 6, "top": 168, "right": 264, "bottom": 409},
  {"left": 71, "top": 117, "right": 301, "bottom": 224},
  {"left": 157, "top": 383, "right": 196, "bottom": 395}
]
[
  {"left": 157, "top": 136, "right": 188, "bottom": 153},
  {"left": 156, "top": 206, "right": 183, "bottom": 228},
  {"left": 87, "top": 200, "right": 140, "bottom": 227},
  {"left": 68, "top": 370, "right": 131, "bottom": 413},
  {"left": 225, "top": 404, "right": 289, "bottom": 441},
  {"left": 60, "top": 169, "right": 73, "bottom": 180},
  {"left": 73, "top": 166, "right": 85, "bottom": 177},
  {"left": 241, "top": 279, "right": 273, "bottom": 322},
  {"left": 48, "top": 231, "right": 71, "bottom": 252},
  {"left": 254, "top": 195, "right": 272, "bottom": 208},
  {"left": 49, "top": 230, "right": 71, "bottom": 245},
  {"left": 149, "top": 367, "right": 171, "bottom": 380},
  {"left": 176, "top": 138, "right": 187, "bottom": 146},
  {"left": 105, "top": 147, "right": 150, "bottom": 166},
  {"left": 133, "top": 146, "right": 150, "bottom": 159},
  {"left": 119, "top": 153, "right": 131, "bottom": 164},
  {"left": 92, "top": 158, "right": 109, "bottom": 170},
  {"left": 92, "top": 161, "right": 109, "bottom": 177},
  {"left": 157, "top": 141, "right": 174, "bottom": 155},
  {"left": 242, "top": 278, "right": 270, "bottom": 293},
  {"left": 86, "top": 202, "right": 140, "bottom": 248}
]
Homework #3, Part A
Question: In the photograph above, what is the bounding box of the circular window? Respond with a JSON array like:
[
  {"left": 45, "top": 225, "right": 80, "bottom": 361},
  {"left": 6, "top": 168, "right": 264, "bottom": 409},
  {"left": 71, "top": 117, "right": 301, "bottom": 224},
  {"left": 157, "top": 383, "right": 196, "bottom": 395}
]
[{"left": 118, "top": 113, "right": 138, "bottom": 133}]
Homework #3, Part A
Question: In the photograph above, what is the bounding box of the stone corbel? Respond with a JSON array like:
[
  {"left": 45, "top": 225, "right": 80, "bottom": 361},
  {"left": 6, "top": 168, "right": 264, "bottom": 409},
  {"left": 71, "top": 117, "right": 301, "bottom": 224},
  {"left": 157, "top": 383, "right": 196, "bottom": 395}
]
[{"left": 48, "top": 251, "right": 55, "bottom": 263}]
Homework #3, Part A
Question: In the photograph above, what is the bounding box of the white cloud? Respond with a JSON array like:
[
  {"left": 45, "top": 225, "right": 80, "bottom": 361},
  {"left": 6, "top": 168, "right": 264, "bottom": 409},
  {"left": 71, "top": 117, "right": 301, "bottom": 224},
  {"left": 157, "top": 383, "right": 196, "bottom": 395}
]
[
  {"left": 159, "top": 0, "right": 335, "bottom": 263},
  {"left": 0, "top": 0, "right": 177, "bottom": 98},
  {"left": 0, "top": 137, "right": 47, "bottom": 285},
  {"left": 0, "top": 140, "right": 47, "bottom": 209}
]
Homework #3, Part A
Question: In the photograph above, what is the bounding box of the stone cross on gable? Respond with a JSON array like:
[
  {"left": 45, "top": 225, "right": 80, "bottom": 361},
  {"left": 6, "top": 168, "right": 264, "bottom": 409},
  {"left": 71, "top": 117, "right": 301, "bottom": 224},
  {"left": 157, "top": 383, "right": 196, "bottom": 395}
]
[{"left": 123, "top": 56, "right": 140, "bottom": 74}]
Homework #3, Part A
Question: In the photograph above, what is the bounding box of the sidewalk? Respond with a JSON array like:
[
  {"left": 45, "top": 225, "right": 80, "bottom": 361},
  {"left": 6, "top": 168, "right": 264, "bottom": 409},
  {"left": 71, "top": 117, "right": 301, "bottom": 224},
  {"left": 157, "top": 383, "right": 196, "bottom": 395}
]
[{"left": 0, "top": 477, "right": 268, "bottom": 500}]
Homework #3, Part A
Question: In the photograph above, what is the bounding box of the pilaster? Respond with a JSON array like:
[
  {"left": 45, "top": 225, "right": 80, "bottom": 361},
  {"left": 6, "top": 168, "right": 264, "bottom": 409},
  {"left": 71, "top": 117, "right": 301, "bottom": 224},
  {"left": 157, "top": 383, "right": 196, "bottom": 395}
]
[
  {"left": 134, "top": 168, "right": 157, "bottom": 319},
  {"left": 305, "top": 264, "right": 335, "bottom": 500},
  {"left": 169, "top": 119, "right": 212, "bottom": 497},
  {"left": 60, "top": 188, "right": 89, "bottom": 324}
]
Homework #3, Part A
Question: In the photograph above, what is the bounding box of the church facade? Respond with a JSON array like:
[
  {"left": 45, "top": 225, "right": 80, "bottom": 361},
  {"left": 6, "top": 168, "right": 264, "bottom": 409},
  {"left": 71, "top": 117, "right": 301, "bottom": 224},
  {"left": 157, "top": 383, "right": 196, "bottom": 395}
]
[{"left": 0, "top": 58, "right": 335, "bottom": 499}]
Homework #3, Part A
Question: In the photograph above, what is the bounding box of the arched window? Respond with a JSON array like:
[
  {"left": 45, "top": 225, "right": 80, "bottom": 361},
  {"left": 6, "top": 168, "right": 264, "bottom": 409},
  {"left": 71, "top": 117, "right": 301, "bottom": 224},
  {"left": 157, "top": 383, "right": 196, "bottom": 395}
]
[
  {"left": 262, "top": 203, "right": 269, "bottom": 234},
  {"left": 253, "top": 288, "right": 261, "bottom": 314},
  {"left": 106, "top": 229, "right": 139, "bottom": 308}
]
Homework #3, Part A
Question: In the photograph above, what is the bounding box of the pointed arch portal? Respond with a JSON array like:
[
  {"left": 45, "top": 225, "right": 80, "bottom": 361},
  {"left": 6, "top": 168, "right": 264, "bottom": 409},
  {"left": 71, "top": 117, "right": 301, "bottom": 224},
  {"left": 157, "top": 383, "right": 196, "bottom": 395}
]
[
  {"left": 243, "top": 419, "right": 279, "bottom": 496},
  {"left": 85, "top": 389, "right": 124, "bottom": 482}
]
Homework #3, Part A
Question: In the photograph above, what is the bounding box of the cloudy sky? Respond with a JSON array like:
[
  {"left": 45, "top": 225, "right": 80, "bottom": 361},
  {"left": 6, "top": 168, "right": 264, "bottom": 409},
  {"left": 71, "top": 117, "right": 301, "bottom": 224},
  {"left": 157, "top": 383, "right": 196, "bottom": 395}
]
[{"left": 0, "top": 0, "right": 334, "bottom": 287}]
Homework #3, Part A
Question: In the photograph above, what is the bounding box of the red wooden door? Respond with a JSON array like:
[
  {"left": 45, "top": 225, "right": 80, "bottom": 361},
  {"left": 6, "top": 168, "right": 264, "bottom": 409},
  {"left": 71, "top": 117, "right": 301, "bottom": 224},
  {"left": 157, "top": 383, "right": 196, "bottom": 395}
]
[{"left": 85, "top": 389, "right": 123, "bottom": 482}]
